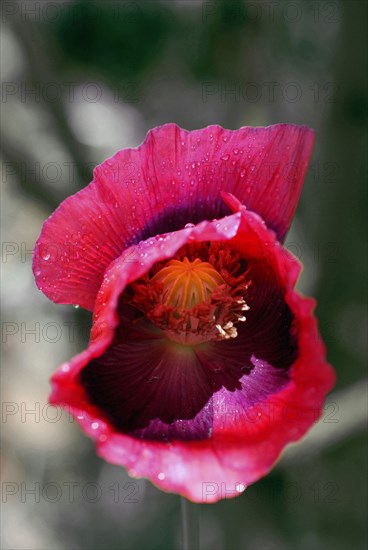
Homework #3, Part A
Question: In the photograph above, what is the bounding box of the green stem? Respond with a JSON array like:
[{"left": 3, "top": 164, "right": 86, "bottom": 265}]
[{"left": 181, "top": 497, "right": 200, "bottom": 550}]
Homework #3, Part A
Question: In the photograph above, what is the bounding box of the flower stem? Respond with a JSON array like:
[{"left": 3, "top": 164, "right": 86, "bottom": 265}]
[{"left": 181, "top": 496, "right": 200, "bottom": 550}]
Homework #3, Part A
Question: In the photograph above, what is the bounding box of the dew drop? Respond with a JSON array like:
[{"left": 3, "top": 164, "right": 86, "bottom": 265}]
[
  {"left": 212, "top": 365, "right": 223, "bottom": 373},
  {"left": 73, "top": 304, "right": 80, "bottom": 309},
  {"left": 184, "top": 223, "right": 195, "bottom": 228},
  {"left": 91, "top": 422, "right": 99, "bottom": 430},
  {"left": 148, "top": 375, "right": 161, "bottom": 382},
  {"left": 158, "top": 472, "right": 165, "bottom": 480}
]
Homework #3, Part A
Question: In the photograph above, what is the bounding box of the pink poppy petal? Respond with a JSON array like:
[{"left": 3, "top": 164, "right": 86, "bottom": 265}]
[{"left": 33, "top": 123, "right": 313, "bottom": 310}]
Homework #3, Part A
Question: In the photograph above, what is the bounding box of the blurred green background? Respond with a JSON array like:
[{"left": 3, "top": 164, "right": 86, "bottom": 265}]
[{"left": 1, "top": 1, "right": 367, "bottom": 549}]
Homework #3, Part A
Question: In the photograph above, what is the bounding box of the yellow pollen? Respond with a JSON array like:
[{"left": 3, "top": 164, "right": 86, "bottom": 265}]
[{"left": 151, "top": 257, "right": 226, "bottom": 310}]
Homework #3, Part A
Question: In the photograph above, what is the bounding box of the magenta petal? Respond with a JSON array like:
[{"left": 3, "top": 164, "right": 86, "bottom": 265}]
[
  {"left": 33, "top": 123, "right": 313, "bottom": 309},
  {"left": 32, "top": 182, "right": 133, "bottom": 311},
  {"left": 141, "top": 123, "right": 314, "bottom": 241}
]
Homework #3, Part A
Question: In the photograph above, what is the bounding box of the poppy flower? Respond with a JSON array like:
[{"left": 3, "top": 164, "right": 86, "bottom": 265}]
[{"left": 33, "top": 123, "right": 335, "bottom": 503}]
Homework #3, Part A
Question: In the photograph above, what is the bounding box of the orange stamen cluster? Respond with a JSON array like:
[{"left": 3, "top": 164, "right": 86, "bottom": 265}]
[{"left": 129, "top": 242, "right": 251, "bottom": 346}]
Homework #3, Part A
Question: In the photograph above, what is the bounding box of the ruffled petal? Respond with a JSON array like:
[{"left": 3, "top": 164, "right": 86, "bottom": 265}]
[
  {"left": 49, "top": 209, "right": 334, "bottom": 502},
  {"left": 33, "top": 123, "right": 313, "bottom": 310}
]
